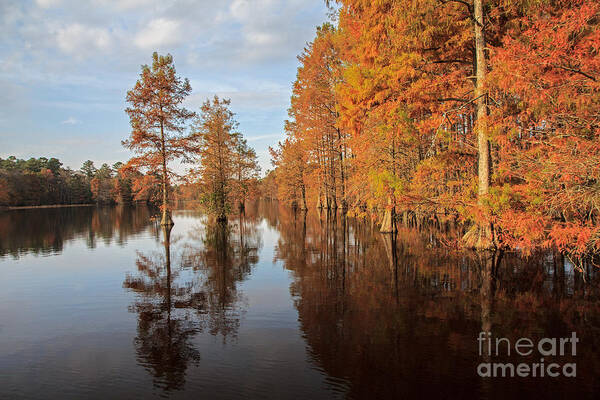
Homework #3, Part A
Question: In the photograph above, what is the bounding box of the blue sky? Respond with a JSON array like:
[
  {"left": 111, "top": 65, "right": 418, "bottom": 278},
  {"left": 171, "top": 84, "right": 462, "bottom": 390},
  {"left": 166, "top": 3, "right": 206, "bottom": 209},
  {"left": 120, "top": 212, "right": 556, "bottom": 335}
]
[{"left": 0, "top": 0, "right": 330, "bottom": 173}]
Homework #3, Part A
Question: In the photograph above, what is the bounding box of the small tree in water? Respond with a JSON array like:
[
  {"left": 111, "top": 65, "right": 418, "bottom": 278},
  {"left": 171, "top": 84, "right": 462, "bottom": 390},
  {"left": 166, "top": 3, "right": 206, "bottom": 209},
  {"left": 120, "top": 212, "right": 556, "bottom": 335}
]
[
  {"left": 124, "top": 52, "right": 195, "bottom": 226},
  {"left": 193, "top": 96, "right": 242, "bottom": 222}
]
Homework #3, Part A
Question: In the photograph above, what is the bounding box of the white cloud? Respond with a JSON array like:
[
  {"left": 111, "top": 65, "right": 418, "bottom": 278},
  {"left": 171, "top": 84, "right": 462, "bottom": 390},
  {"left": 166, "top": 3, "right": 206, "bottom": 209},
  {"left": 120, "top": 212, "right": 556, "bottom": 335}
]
[
  {"left": 226, "top": 0, "right": 317, "bottom": 63},
  {"left": 56, "top": 23, "right": 111, "bottom": 56},
  {"left": 61, "top": 117, "right": 80, "bottom": 125},
  {"left": 92, "top": 0, "right": 156, "bottom": 11},
  {"left": 229, "top": 0, "right": 252, "bottom": 19},
  {"left": 35, "top": 0, "right": 63, "bottom": 8},
  {"left": 0, "top": 0, "right": 329, "bottom": 171},
  {"left": 246, "top": 31, "right": 278, "bottom": 46},
  {"left": 133, "top": 18, "right": 182, "bottom": 50}
]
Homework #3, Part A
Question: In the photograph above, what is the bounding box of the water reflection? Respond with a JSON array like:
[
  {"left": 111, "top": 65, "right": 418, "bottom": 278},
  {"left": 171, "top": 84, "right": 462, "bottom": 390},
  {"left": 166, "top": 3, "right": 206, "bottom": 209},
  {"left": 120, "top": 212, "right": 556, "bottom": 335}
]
[
  {"left": 123, "top": 211, "right": 262, "bottom": 392},
  {"left": 0, "top": 205, "right": 153, "bottom": 258},
  {"left": 182, "top": 211, "right": 262, "bottom": 338},
  {"left": 273, "top": 206, "right": 600, "bottom": 399},
  {"left": 2, "top": 202, "right": 599, "bottom": 399},
  {"left": 123, "top": 224, "right": 202, "bottom": 391}
]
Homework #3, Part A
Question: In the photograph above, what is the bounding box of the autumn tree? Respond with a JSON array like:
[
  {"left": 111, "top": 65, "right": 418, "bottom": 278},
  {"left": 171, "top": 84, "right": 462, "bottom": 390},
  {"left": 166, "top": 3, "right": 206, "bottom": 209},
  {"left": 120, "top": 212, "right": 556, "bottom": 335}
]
[
  {"left": 269, "top": 0, "right": 600, "bottom": 260},
  {"left": 270, "top": 132, "right": 309, "bottom": 210},
  {"left": 131, "top": 172, "right": 162, "bottom": 204},
  {"left": 260, "top": 170, "right": 279, "bottom": 201},
  {"left": 332, "top": 0, "right": 510, "bottom": 239},
  {"left": 112, "top": 163, "right": 134, "bottom": 204},
  {"left": 488, "top": 0, "right": 600, "bottom": 259},
  {"left": 193, "top": 96, "right": 241, "bottom": 221},
  {"left": 232, "top": 138, "right": 260, "bottom": 211},
  {"left": 289, "top": 23, "right": 347, "bottom": 211},
  {"left": 460, "top": 0, "right": 495, "bottom": 249},
  {"left": 124, "top": 52, "right": 196, "bottom": 226}
]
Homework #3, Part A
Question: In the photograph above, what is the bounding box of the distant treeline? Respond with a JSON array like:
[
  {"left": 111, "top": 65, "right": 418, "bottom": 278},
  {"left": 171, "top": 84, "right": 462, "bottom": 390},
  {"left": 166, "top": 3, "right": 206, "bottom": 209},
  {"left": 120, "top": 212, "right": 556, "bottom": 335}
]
[{"left": 0, "top": 156, "right": 158, "bottom": 207}]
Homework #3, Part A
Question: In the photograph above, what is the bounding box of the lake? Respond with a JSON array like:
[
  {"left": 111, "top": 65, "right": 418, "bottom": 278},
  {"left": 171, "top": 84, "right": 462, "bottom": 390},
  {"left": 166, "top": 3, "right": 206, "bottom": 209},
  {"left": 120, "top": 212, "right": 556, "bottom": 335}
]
[{"left": 1, "top": 202, "right": 599, "bottom": 399}]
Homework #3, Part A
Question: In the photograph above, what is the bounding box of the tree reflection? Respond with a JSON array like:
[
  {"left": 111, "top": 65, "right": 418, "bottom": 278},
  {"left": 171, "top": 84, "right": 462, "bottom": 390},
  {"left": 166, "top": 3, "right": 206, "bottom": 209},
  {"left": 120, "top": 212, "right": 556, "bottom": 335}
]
[
  {"left": 123, "top": 211, "right": 262, "bottom": 392},
  {"left": 0, "top": 205, "right": 153, "bottom": 258},
  {"left": 123, "top": 225, "right": 203, "bottom": 391},
  {"left": 273, "top": 205, "right": 600, "bottom": 399},
  {"left": 183, "top": 212, "right": 262, "bottom": 339}
]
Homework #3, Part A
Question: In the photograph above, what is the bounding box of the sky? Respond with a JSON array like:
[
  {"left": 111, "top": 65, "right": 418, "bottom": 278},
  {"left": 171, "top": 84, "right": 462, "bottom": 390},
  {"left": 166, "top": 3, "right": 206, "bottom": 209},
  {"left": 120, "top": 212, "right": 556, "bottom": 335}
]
[{"left": 0, "top": 0, "right": 330, "bottom": 173}]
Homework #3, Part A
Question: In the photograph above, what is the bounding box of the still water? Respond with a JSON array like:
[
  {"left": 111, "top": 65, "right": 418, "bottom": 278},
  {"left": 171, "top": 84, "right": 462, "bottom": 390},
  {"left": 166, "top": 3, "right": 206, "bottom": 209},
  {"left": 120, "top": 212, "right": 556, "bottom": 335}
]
[{"left": 1, "top": 202, "right": 599, "bottom": 399}]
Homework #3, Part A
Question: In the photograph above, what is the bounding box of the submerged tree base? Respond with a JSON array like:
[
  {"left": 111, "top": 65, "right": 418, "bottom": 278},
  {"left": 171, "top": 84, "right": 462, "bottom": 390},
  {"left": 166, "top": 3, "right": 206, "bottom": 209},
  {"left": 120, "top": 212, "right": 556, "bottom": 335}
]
[
  {"left": 380, "top": 209, "right": 397, "bottom": 233},
  {"left": 161, "top": 212, "right": 174, "bottom": 226},
  {"left": 463, "top": 223, "right": 496, "bottom": 250}
]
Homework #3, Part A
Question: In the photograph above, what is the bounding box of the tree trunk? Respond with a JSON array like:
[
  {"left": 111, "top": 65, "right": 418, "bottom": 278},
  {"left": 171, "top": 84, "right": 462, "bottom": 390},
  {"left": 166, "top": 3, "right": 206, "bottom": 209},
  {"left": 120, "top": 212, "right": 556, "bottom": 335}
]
[
  {"left": 474, "top": 0, "right": 489, "bottom": 205},
  {"left": 317, "top": 189, "right": 324, "bottom": 210},
  {"left": 301, "top": 183, "right": 308, "bottom": 210},
  {"left": 329, "top": 131, "right": 337, "bottom": 210},
  {"left": 218, "top": 181, "right": 227, "bottom": 222},
  {"left": 237, "top": 172, "right": 244, "bottom": 212},
  {"left": 463, "top": 0, "right": 495, "bottom": 250},
  {"left": 380, "top": 196, "right": 397, "bottom": 233},
  {"left": 337, "top": 128, "right": 346, "bottom": 210},
  {"left": 160, "top": 120, "right": 173, "bottom": 226}
]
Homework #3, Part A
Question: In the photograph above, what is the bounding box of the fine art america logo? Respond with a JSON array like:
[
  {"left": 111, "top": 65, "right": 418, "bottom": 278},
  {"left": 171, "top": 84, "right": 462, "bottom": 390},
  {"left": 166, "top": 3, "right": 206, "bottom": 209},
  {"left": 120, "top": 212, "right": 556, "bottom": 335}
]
[{"left": 477, "top": 332, "right": 578, "bottom": 378}]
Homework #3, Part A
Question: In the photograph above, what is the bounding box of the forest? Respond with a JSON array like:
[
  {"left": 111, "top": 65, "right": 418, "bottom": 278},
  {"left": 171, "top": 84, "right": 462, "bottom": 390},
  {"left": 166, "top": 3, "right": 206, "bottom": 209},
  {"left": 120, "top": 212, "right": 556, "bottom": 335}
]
[
  {"left": 2, "top": 0, "right": 598, "bottom": 264},
  {"left": 0, "top": 156, "right": 105, "bottom": 206},
  {"left": 267, "top": 0, "right": 600, "bottom": 262},
  {"left": 0, "top": 156, "right": 171, "bottom": 207}
]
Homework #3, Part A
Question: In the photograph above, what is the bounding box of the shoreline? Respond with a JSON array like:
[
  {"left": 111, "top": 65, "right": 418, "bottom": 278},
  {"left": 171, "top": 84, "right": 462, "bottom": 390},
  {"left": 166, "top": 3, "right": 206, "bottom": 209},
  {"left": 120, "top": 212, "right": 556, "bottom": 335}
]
[{"left": 1, "top": 203, "right": 95, "bottom": 211}]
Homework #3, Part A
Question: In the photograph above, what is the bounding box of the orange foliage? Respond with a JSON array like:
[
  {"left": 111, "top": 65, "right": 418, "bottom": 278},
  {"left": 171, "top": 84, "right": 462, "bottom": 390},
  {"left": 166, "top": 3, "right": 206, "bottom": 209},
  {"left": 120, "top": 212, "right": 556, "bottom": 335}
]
[{"left": 270, "top": 0, "right": 600, "bottom": 260}]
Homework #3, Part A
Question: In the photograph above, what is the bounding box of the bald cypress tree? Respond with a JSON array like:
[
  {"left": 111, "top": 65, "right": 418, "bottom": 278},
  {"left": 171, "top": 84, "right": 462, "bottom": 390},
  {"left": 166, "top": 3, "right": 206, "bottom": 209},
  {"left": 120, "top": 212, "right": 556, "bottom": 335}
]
[
  {"left": 124, "top": 52, "right": 195, "bottom": 226},
  {"left": 193, "top": 96, "right": 241, "bottom": 222}
]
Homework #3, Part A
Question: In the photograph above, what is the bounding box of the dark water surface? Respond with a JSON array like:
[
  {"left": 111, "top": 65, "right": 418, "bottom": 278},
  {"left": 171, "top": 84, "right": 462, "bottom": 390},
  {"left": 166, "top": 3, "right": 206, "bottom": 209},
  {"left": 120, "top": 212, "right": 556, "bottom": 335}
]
[{"left": 1, "top": 203, "right": 599, "bottom": 399}]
